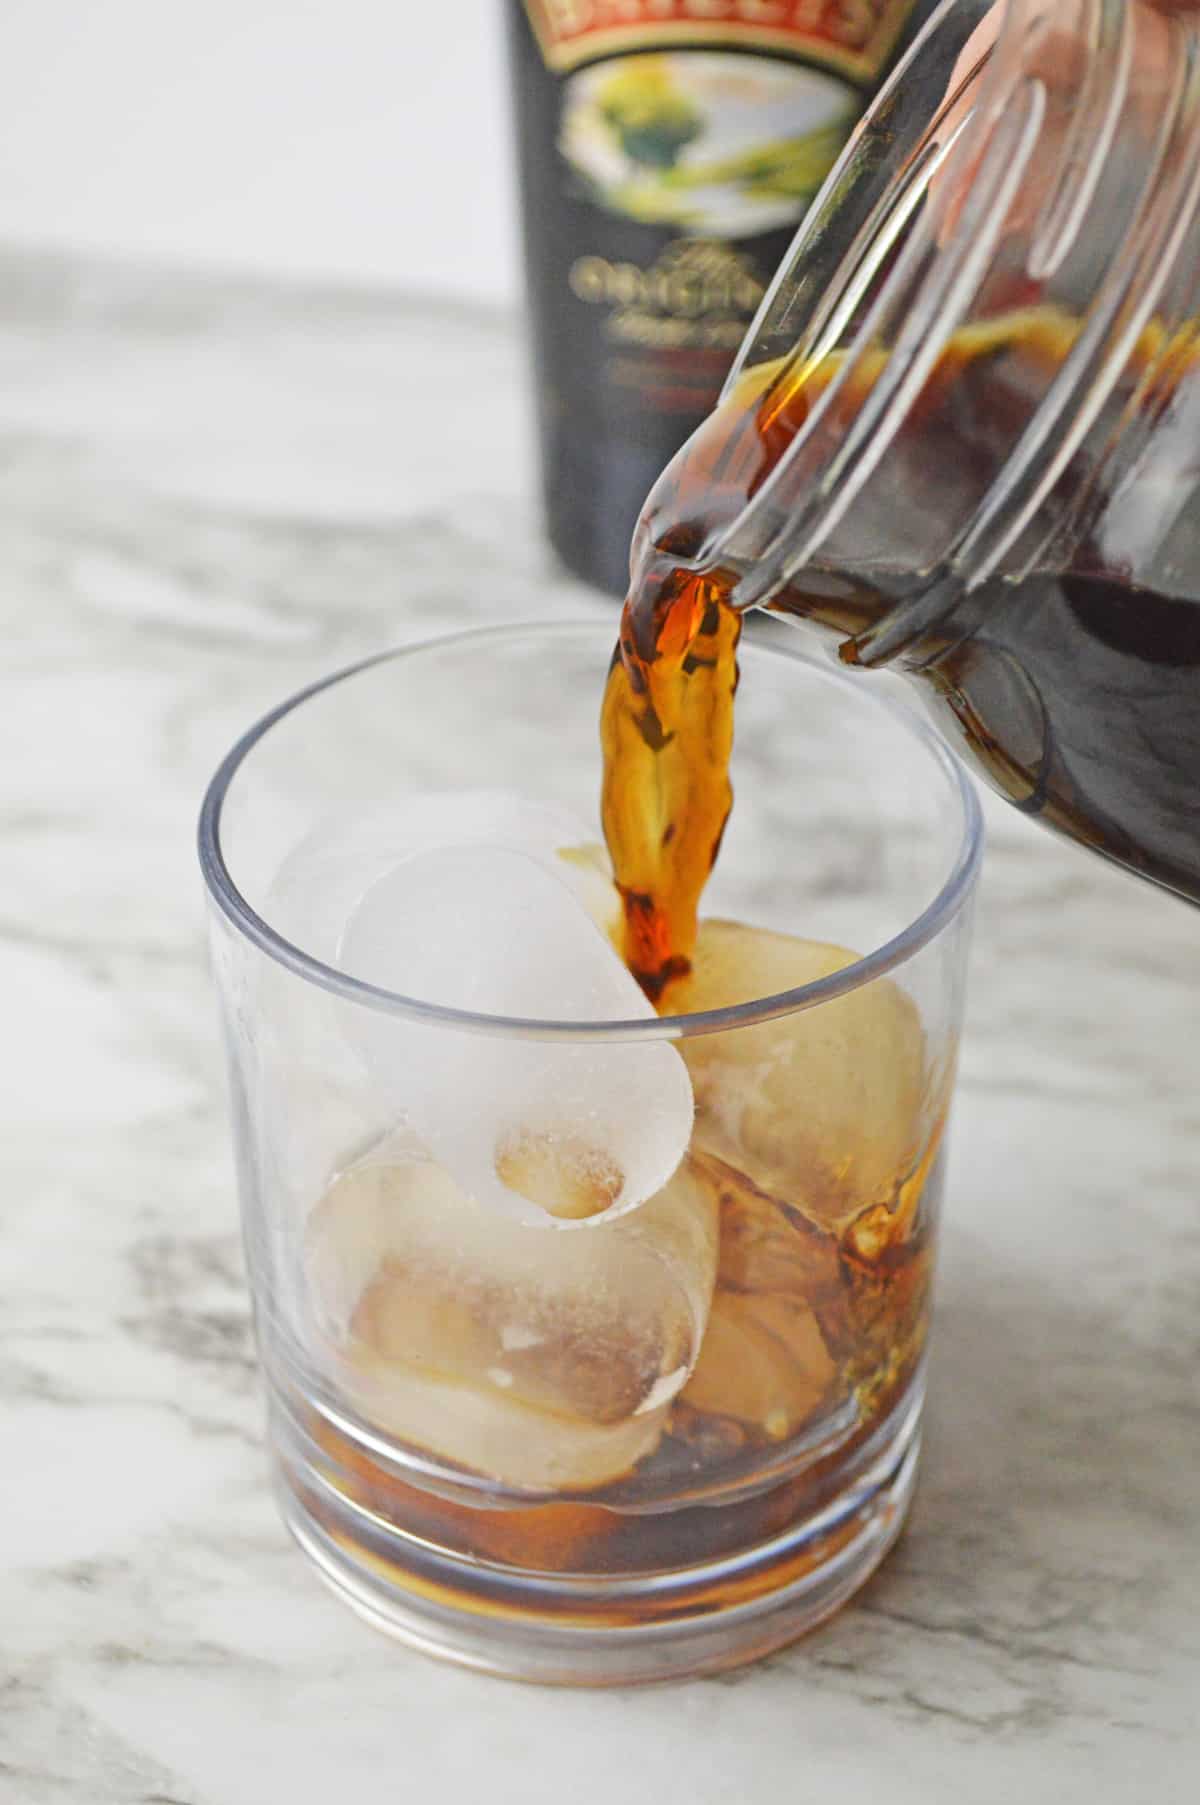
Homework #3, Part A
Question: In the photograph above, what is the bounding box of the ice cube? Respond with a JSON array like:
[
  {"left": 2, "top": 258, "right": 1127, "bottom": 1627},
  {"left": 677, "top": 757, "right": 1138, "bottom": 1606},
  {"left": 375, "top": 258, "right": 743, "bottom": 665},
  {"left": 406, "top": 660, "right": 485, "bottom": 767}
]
[
  {"left": 305, "top": 1133, "right": 720, "bottom": 1489},
  {"left": 673, "top": 920, "right": 926, "bottom": 1230},
  {"left": 677, "top": 1153, "right": 846, "bottom": 1441},
  {"left": 265, "top": 790, "right": 619, "bottom": 966},
  {"left": 337, "top": 842, "right": 693, "bottom": 1226},
  {"left": 681, "top": 1290, "right": 838, "bottom": 1442},
  {"left": 255, "top": 792, "right": 623, "bottom": 1213}
]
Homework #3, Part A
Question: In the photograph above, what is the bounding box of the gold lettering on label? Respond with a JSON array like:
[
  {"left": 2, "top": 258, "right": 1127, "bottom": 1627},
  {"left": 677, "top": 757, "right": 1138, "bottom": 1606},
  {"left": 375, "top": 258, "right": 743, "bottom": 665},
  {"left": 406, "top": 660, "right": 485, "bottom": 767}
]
[
  {"left": 570, "top": 243, "right": 765, "bottom": 337},
  {"left": 790, "top": 0, "right": 830, "bottom": 30},
  {"left": 526, "top": 0, "right": 905, "bottom": 79},
  {"left": 738, "top": 1, "right": 788, "bottom": 22},
  {"left": 569, "top": 255, "right": 610, "bottom": 303},
  {"left": 606, "top": 312, "right": 751, "bottom": 348},
  {"left": 611, "top": 262, "right": 644, "bottom": 306},
  {"left": 831, "top": 0, "right": 875, "bottom": 47},
  {"left": 608, "top": 313, "right": 690, "bottom": 346},
  {"left": 543, "top": 0, "right": 592, "bottom": 31},
  {"left": 661, "top": 265, "right": 707, "bottom": 318}
]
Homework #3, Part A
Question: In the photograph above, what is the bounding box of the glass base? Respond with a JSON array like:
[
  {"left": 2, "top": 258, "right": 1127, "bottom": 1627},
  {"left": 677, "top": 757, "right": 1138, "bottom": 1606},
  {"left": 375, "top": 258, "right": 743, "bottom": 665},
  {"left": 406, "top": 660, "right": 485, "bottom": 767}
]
[{"left": 270, "top": 1393, "right": 921, "bottom": 1687}]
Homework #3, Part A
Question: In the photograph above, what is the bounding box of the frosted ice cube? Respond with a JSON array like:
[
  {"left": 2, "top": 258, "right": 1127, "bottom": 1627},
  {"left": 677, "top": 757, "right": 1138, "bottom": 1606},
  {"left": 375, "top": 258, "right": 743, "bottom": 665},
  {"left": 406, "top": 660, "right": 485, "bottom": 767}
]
[
  {"left": 265, "top": 790, "right": 619, "bottom": 966},
  {"left": 305, "top": 1133, "right": 720, "bottom": 1489},
  {"left": 675, "top": 920, "right": 926, "bottom": 1230},
  {"left": 338, "top": 843, "right": 693, "bottom": 1226}
]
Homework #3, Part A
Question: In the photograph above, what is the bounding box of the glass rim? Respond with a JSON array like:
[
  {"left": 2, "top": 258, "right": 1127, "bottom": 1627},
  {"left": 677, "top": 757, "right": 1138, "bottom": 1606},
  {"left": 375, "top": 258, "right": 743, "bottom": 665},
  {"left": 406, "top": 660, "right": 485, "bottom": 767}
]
[{"left": 197, "top": 619, "right": 985, "bottom": 1043}]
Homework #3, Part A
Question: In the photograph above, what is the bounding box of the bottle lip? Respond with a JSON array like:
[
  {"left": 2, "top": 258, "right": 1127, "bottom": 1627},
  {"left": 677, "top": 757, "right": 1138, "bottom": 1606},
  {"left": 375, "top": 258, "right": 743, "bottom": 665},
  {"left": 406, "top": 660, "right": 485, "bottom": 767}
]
[{"left": 198, "top": 620, "right": 985, "bottom": 1043}]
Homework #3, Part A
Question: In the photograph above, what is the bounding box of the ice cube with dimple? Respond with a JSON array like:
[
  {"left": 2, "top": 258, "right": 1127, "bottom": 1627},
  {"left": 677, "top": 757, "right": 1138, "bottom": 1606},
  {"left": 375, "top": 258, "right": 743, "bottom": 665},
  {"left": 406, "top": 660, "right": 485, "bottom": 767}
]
[
  {"left": 265, "top": 790, "right": 619, "bottom": 966},
  {"left": 337, "top": 842, "right": 693, "bottom": 1225},
  {"left": 256, "top": 792, "right": 624, "bottom": 1213},
  {"left": 305, "top": 1133, "right": 720, "bottom": 1490},
  {"left": 673, "top": 920, "right": 927, "bottom": 1230}
]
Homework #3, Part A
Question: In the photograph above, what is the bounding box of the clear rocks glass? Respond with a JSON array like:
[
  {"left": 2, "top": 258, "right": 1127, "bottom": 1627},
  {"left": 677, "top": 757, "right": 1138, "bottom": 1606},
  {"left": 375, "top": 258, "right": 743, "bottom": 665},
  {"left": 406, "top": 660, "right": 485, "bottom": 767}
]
[{"left": 199, "top": 620, "right": 982, "bottom": 1684}]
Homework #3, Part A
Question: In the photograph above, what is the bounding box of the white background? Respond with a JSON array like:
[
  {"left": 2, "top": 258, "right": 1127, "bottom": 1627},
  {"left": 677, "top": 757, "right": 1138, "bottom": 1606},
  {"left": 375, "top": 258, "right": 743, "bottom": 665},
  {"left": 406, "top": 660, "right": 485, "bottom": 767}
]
[{"left": 0, "top": 0, "right": 521, "bottom": 304}]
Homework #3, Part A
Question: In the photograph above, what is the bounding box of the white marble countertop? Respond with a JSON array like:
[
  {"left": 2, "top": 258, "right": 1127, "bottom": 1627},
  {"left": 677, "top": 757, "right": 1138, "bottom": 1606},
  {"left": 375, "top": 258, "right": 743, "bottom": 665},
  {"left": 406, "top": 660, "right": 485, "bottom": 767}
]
[{"left": 3, "top": 246, "right": 1198, "bottom": 1803}]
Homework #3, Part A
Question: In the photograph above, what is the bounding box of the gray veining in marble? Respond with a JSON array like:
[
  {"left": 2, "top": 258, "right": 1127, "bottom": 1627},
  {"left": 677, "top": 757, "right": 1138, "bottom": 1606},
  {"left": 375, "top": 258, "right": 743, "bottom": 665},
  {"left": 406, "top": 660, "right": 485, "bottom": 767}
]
[{"left": 2, "top": 246, "right": 1197, "bottom": 1804}]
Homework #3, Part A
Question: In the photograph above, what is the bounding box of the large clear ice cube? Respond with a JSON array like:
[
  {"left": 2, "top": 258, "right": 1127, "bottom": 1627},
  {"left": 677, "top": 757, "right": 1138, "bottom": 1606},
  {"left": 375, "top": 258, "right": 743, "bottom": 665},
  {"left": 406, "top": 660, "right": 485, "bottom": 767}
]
[
  {"left": 678, "top": 1153, "right": 846, "bottom": 1441},
  {"left": 265, "top": 791, "right": 619, "bottom": 963},
  {"left": 338, "top": 842, "right": 694, "bottom": 1224},
  {"left": 305, "top": 1132, "right": 720, "bottom": 1490},
  {"left": 674, "top": 920, "right": 926, "bottom": 1232}
]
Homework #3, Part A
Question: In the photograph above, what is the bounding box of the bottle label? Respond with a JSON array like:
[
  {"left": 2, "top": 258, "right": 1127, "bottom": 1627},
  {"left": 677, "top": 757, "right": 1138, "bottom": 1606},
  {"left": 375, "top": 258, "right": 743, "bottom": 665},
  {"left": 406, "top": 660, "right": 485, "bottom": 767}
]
[
  {"left": 556, "top": 47, "right": 860, "bottom": 238},
  {"left": 522, "top": 0, "right": 917, "bottom": 83}
]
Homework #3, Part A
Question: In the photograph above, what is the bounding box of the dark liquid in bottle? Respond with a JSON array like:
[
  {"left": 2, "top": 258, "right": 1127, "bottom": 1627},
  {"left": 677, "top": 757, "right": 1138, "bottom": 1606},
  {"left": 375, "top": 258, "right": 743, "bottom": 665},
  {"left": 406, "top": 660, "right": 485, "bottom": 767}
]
[{"left": 602, "top": 306, "right": 1200, "bottom": 1000}]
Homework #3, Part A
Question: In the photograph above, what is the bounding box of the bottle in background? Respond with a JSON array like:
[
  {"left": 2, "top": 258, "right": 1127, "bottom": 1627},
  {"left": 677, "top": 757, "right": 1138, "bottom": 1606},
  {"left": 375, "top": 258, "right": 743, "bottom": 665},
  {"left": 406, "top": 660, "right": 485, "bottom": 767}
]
[{"left": 507, "top": 0, "right": 936, "bottom": 595}]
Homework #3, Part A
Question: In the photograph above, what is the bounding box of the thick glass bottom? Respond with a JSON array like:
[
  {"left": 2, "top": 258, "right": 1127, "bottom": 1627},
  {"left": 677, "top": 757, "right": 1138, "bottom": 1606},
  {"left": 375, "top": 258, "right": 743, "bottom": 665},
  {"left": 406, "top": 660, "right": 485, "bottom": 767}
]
[{"left": 269, "top": 1383, "right": 921, "bottom": 1686}]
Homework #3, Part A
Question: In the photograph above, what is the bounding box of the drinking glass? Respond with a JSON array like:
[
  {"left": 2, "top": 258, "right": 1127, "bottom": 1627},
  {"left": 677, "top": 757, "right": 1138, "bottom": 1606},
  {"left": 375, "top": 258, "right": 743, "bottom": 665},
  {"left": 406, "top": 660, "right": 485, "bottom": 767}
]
[{"left": 199, "top": 619, "right": 983, "bottom": 1684}]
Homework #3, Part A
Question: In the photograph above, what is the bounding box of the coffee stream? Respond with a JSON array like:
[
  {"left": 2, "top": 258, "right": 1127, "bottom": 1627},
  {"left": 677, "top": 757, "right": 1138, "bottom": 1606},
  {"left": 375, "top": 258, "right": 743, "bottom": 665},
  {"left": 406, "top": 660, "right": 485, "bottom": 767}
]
[{"left": 602, "top": 305, "right": 1200, "bottom": 1003}]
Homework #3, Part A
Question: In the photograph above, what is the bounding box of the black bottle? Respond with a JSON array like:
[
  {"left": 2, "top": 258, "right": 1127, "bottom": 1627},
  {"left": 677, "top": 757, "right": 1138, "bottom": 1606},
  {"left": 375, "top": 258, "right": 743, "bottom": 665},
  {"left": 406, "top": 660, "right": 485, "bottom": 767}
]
[{"left": 507, "top": 0, "right": 937, "bottom": 595}]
